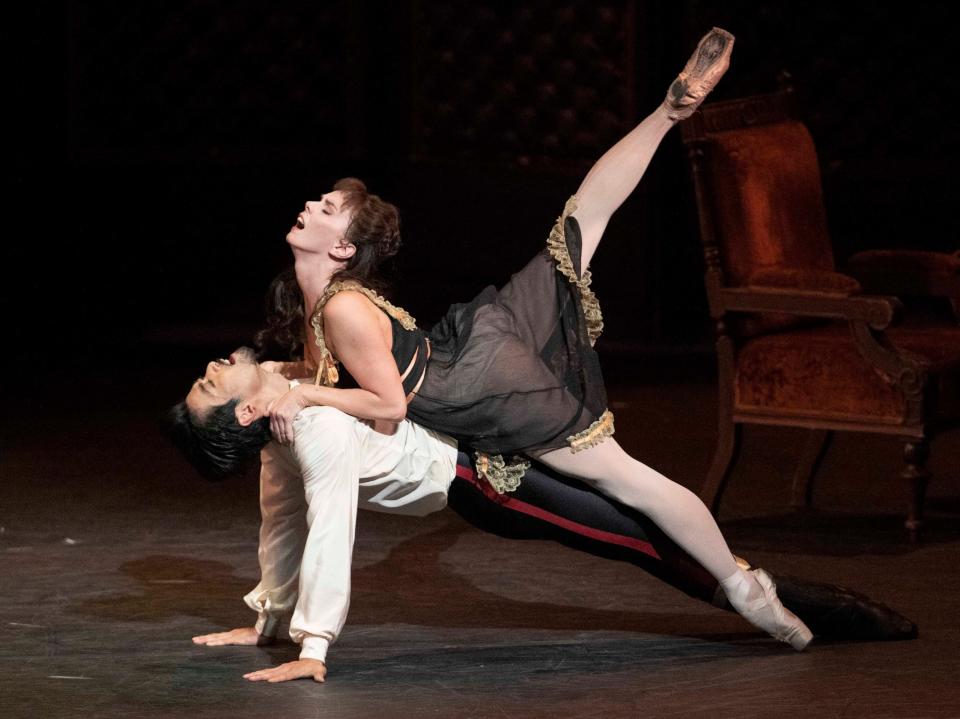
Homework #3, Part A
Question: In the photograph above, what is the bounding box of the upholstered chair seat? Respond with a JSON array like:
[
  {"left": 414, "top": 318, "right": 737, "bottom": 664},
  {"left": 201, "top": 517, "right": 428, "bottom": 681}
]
[{"left": 736, "top": 320, "right": 960, "bottom": 422}]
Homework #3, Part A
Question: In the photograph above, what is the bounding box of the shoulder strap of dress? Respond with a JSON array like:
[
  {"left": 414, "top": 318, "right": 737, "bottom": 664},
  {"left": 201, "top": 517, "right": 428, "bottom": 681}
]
[{"left": 308, "top": 280, "right": 419, "bottom": 387}]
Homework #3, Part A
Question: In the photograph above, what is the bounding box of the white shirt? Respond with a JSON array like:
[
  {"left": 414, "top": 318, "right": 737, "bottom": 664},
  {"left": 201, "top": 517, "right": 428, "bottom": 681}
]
[{"left": 242, "top": 402, "right": 458, "bottom": 664}]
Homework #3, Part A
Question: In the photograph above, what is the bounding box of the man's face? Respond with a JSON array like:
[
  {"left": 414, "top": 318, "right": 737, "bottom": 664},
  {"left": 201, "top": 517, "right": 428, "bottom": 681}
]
[
  {"left": 285, "top": 189, "right": 353, "bottom": 253},
  {"left": 185, "top": 347, "right": 265, "bottom": 419}
]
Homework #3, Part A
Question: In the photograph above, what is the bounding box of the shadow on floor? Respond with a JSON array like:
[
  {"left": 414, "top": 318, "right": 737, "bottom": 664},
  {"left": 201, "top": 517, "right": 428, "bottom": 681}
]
[
  {"left": 73, "top": 525, "right": 759, "bottom": 643},
  {"left": 720, "top": 510, "right": 960, "bottom": 556}
]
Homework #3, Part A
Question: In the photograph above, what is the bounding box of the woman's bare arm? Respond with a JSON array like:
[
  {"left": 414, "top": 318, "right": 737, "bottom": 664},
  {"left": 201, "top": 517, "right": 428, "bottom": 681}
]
[
  {"left": 315, "top": 291, "right": 408, "bottom": 420},
  {"left": 269, "top": 290, "right": 408, "bottom": 440}
]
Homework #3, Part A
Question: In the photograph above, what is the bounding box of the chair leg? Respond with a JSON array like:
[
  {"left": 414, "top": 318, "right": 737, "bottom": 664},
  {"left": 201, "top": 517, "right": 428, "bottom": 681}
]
[
  {"left": 790, "top": 429, "right": 833, "bottom": 509},
  {"left": 701, "top": 417, "right": 741, "bottom": 515},
  {"left": 902, "top": 439, "right": 931, "bottom": 542}
]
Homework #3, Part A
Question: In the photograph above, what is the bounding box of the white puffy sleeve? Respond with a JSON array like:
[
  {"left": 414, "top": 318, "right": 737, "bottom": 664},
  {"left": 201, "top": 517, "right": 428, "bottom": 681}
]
[
  {"left": 243, "top": 442, "right": 307, "bottom": 638},
  {"left": 286, "top": 407, "right": 363, "bottom": 664}
]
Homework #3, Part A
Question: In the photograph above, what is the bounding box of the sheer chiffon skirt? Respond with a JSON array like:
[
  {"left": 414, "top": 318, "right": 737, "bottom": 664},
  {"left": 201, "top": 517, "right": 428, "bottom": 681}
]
[{"left": 407, "top": 196, "right": 613, "bottom": 462}]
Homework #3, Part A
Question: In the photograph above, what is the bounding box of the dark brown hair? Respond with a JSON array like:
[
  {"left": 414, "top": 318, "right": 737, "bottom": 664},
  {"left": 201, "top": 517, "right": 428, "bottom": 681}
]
[
  {"left": 329, "top": 177, "right": 401, "bottom": 288},
  {"left": 255, "top": 178, "right": 401, "bottom": 359}
]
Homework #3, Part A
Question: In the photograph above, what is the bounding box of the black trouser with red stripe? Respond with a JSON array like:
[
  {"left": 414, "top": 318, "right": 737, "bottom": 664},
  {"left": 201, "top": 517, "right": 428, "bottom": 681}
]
[{"left": 448, "top": 451, "right": 724, "bottom": 608}]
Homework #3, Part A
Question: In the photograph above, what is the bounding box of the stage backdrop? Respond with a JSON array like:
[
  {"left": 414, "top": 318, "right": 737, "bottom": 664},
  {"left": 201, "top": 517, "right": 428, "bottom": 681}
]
[{"left": 6, "top": 2, "right": 957, "bottom": 370}]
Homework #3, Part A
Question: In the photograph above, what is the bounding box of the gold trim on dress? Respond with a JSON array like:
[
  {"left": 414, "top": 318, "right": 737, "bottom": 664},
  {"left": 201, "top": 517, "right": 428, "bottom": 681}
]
[
  {"left": 309, "top": 280, "right": 418, "bottom": 387},
  {"left": 566, "top": 409, "right": 615, "bottom": 453},
  {"left": 545, "top": 194, "right": 605, "bottom": 346},
  {"left": 474, "top": 451, "right": 531, "bottom": 494}
]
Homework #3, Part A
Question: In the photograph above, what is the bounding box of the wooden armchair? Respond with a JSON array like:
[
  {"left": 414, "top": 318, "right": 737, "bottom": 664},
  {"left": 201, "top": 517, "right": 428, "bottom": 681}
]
[{"left": 680, "top": 90, "right": 960, "bottom": 540}]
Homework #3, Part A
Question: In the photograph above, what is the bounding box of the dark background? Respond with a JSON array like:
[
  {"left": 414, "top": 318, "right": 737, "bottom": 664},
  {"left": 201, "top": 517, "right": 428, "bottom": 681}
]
[{"left": 6, "top": 1, "right": 959, "bottom": 378}]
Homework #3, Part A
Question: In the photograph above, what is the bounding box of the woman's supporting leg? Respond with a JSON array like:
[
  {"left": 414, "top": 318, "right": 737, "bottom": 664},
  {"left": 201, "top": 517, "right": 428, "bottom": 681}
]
[
  {"left": 536, "top": 438, "right": 812, "bottom": 649},
  {"left": 537, "top": 439, "right": 742, "bottom": 583},
  {"left": 448, "top": 453, "right": 917, "bottom": 641},
  {"left": 448, "top": 453, "right": 722, "bottom": 605}
]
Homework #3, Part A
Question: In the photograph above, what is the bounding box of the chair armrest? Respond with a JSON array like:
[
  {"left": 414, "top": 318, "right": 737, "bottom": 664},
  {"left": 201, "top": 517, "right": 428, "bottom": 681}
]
[
  {"left": 718, "top": 286, "right": 902, "bottom": 329},
  {"left": 848, "top": 249, "right": 959, "bottom": 273},
  {"left": 846, "top": 249, "right": 960, "bottom": 300},
  {"left": 746, "top": 266, "right": 862, "bottom": 296}
]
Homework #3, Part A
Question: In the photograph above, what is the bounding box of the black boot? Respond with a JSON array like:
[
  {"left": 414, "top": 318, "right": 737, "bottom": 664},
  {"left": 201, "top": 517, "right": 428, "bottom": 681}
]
[{"left": 769, "top": 574, "right": 918, "bottom": 641}]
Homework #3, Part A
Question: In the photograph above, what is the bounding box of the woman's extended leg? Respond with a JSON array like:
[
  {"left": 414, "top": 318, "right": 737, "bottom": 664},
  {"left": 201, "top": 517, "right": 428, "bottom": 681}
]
[
  {"left": 536, "top": 438, "right": 813, "bottom": 649},
  {"left": 571, "top": 107, "right": 676, "bottom": 271},
  {"left": 572, "top": 27, "right": 734, "bottom": 271}
]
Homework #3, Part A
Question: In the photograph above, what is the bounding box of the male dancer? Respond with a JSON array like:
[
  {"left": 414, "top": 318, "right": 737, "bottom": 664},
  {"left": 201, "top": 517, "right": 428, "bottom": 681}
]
[{"left": 169, "top": 349, "right": 916, "bottom": 683}]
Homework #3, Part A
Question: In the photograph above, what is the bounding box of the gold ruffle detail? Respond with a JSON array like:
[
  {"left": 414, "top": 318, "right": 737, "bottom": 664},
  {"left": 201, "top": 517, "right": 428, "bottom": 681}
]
[
  {"left": 309, "top": 280, "right": 418, "bottom": 387},
  {"left": 474, "top": 451, "right": 531, "bottom": 494},
  {"left": 566, "top": 409, "right": 615, "bottom": 453},
  {"left": 545, "top": 194, "right": 604, "bottom": 346}
]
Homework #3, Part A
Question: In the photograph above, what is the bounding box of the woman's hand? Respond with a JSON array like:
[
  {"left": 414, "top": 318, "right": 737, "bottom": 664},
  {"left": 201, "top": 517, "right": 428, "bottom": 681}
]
[{"left": 268, "top": 386, "right": 310, "bottom": 445}]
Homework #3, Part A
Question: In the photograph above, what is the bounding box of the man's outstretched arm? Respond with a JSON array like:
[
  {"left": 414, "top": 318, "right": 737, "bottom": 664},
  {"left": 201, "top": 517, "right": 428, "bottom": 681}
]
[
  {"left": 193, "top": 442, "right": 308, "bottom": 647},
  {"left": 244, "top": 408, "right": 364, "bottom": 683}
]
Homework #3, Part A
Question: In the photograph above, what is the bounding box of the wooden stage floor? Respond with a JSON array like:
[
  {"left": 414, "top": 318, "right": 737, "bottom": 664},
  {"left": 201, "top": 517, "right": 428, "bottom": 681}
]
[{"left": 2, "top": 359, "right": 959, "bottom": 718}]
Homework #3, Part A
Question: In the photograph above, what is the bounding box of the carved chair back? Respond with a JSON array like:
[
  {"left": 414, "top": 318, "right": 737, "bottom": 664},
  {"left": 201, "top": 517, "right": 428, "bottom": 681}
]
[{"left": 681, "top": 91, "right": 839, "bottom": 337}]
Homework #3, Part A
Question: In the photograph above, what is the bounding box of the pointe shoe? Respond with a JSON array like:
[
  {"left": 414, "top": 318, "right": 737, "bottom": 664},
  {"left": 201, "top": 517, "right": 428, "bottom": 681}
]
[
  {"left": 737, "top": 569, "right": 814, "bottom": 651},
  {"left": 661, "top": 27, "right": 735, "bottom": 121}
]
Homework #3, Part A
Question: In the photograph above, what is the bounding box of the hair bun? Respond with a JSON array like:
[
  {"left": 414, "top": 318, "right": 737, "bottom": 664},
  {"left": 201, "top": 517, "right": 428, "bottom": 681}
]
[
  {"left": 376, "top": 214, "right": 402, "bottom": 258},
  {"left": 365, "top": 196, "right": 401, "bottom": 258}
]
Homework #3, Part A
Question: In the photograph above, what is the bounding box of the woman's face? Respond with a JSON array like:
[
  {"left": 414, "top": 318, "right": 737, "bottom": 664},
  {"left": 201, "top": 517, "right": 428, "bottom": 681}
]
[{"left": 286, "top": 190, "right": 353, "bottom": 254}]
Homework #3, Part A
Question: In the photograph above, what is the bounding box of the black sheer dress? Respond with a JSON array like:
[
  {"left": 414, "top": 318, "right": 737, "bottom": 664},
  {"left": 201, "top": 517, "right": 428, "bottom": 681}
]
[{"left": 311, "top": 196, "right": 614, "bottom": 492}]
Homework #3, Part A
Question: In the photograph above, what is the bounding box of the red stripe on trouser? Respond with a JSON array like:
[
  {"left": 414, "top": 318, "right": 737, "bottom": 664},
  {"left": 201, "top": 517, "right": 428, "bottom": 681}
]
[{"left": 455, "top": 464, "right": 661, "bottom": 560}]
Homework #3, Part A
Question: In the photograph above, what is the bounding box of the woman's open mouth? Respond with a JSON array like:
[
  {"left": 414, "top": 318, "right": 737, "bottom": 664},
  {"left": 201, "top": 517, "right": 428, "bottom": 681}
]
[{"left": 295, "top": 214, "right": 305, "bottom": 229}]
